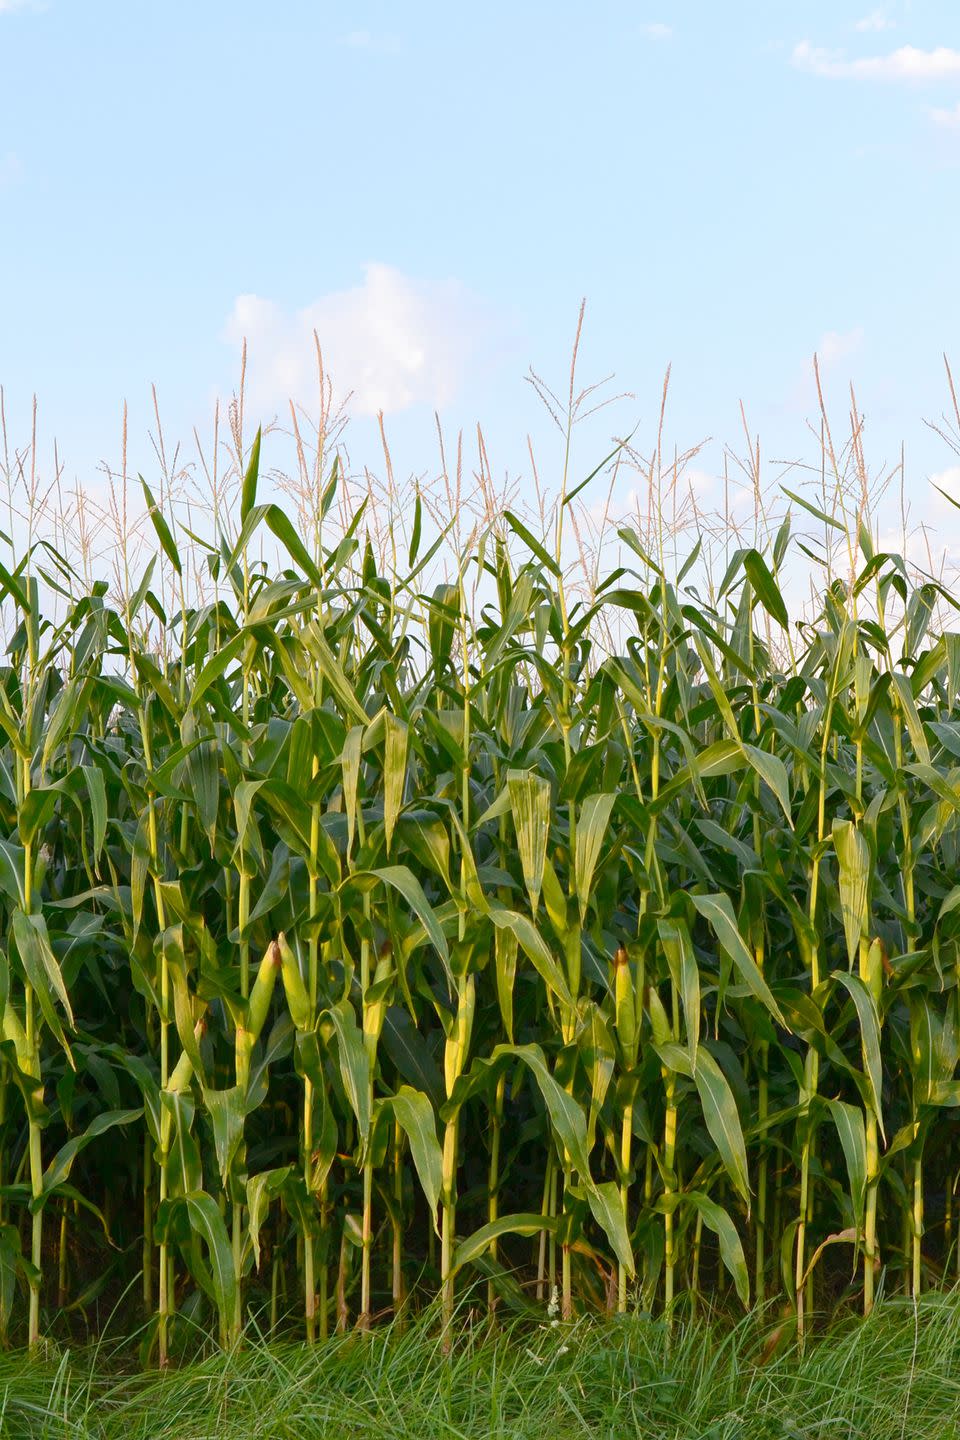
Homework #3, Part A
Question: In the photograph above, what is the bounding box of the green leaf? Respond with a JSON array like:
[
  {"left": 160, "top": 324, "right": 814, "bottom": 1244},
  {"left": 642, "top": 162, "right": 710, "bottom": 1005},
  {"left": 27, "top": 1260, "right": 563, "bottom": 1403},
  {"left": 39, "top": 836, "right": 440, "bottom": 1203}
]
[
  {"left": 322, "top": 999, "right": 371, "bottom": 1143},
  {"left": 659, "top": 917, "right": 700, "bottom": 1071},
  {"left": 179, "top": 1191, "right": 237, "bottom": 1331},
  {"left": 832, "top": 820, "right": 870, "bottom": 970},
  {"left": 692, "top": 1049, "right": 751, "bottom": 1208},
  {"left": 562, "top": 437, "right": 631, "bottom": 508},
  {"left": 161, "top": 1091, "right": 202, "bottom": 1194},
  {"left": 489, "top": 1043, "right": 591, "bottom": 1176},
  {"left": 246, "top": 1166, "right": 291, "bottom": 1270},
  {"left": 494, "top": 924, "right": 518, "bottom": 1044},
  {"left": 742, "top": 745, "right": 793, "bottom": 824},
  {"left": 487, "top": 904, "right": 573, "bottom": 1010},
  {"left": 0, "top": 1224, "right": 22, "bottom": 1331},
  {"left": 504, "top": 511, "right": 561, "bottom": 577},
  {"left": 12, "top": 909, "right": 74, "bottom": 1062},
  {"left": 307, "top": 628, "right": 368, "bottom": 726},
  {"left": 0, "top": 839, "right": 25, "bottom": 907},
  {"left": 380, "top": 1007, "right": 444, "bottom": 1111},
  {"left": 201, "top": 1085, "right": 247, "bottom": 1189},
  {"left": 684, "top": 1192, "right": 749, "bottom": 1307},
  {"left": 586, "top": 1178, "right": 635, "bottom": 1276},
  {"left": 692, "top": 637, "right": 741, "bottom": 743},
  {"left": 39, "top": 1108, "right": 143, "bottom": 1204},
  {"left": 450, "top": 1214, "right": 558, "bottom": 1277},
  {"left": 826, "top": 1098, "right": 867, "bottom": 1227},
  {"left": 349, "top": 866, "right": 450, "bottom": 974},
  {"left": 265, "top": 504, "right": 323, "bottom": 588},
  {"left": 891, "top": 671, "right": 930, "bottom": 766},
  {"left": 341, "top": 724, "right": 363, "bottom": 856},
  {"left": 18, "top": 788, "right": 58, "bottom": 849},
  {"left": 81, "top": 766, "right": 108, "bottom": 862},
  {"left": 386, "top": 1085, "right": 442, "bottom": 1234},
  {"left": 0, "top": 557, "right": 32, "bottom": 612},
  {"left": 382, "top": 713, "right": 408, "bottom": 856},
  {"left": 574, "top": 792, "right": 616, "bottom": 923},
  {"left": 655, "top": 1042, "right": 749, "bottom": 1207},
  {"left": 140, "top": 477, "right": 182, "bottom": 576},
  {"left": 190, "top": 630, "right": 246, "bottom": 708},
  {"left": 408, "top": 488, "right": 422, "bottom": 565},
  {"left": 834, "top": 972, "right": 885, "bottom": 1138},
  {"left": 40, "top": 676, "right": 87, "bottom": 774},
  {"left": 507, "top": 770, "right": 552, "bottom": 915},
  {"left": 691, "top": 893, "right": 786, "bottom": 1027},
  {"left": 241, "top": 427, "right": 261, "bottom": 523},
  {"left": 744, "top": 549, "right": 789, "bottom": 628},
  {"left": 185, "top": 737, "right": 220, "bottom": 846},
  {"left": 781, "top": 485, "right": 844, "bottom": 531}
]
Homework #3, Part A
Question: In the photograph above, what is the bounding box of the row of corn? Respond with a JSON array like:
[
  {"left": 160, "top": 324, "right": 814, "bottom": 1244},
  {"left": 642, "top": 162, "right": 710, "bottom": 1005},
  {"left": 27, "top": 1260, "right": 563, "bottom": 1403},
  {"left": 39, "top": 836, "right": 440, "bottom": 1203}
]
[{"left": 0, "top": 436, "right": 958, "bottom": 1359}]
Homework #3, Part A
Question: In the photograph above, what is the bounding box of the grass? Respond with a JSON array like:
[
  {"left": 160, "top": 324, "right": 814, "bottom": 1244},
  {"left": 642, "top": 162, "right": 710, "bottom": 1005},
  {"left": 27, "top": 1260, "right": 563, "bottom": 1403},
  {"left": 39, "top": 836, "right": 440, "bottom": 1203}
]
[{"left": 1, "top": 1298, "right": 959, "bottom": 1440}]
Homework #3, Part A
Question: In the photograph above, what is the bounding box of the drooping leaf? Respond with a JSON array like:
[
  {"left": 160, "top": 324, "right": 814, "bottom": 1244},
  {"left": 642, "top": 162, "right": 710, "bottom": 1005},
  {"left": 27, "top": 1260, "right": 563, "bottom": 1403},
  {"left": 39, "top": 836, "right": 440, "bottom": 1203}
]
[
  {"left": 691, "top": 893, "right": 786, "bottom": 1028},
  {"left": 385, "top": 1085, "right": 442, "bottom": 1233},
  {"left": 507, "top": 770, "right": 552, "bottom": 915}
]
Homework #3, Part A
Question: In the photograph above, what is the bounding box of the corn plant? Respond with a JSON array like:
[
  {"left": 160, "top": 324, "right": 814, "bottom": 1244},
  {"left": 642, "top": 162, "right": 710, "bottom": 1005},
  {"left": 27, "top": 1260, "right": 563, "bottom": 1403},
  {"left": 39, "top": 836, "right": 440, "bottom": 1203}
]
[{"left": 0, "top": 411, "right": 957, "bottom": 1361}]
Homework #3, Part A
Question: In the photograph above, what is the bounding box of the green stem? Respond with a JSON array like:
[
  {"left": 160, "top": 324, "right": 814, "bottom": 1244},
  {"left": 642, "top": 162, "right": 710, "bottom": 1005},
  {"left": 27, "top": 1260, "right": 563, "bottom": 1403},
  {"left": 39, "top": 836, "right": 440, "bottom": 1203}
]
[
  {"left": 392, "top": 1118, "right": 405, "bottom": 1328},
  {"left": 440, "top": 1116, "right": 458, "bottom": 1344},
  {"left": 26, "top": 985, "right": 42, "bottom": 1349},
  {"left": 536, "top": 1154, "right": 552, "bottom": 1302},
  {"left": 618, "top": 1096, "right": 634, "bottom": 1314},
  {"left": 143, "top": 1135, "right": 153, "bottom": 1312},
  {"left": 487, "top": 1073, "right": 505, "bottom": 1320},
  {"left": 663, "top": 1072, "right": 677, "bottom": 1320},
  {"left": 755, "top": 1050, "right": 768, "bottom": 1305}
]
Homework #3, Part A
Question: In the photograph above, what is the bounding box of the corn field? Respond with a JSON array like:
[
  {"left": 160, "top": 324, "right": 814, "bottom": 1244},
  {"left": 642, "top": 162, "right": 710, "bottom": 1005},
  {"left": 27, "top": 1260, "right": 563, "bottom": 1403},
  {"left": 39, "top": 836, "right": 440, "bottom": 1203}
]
[{"left": 1, "top": 398, "right": 960, "bottom": 1367}]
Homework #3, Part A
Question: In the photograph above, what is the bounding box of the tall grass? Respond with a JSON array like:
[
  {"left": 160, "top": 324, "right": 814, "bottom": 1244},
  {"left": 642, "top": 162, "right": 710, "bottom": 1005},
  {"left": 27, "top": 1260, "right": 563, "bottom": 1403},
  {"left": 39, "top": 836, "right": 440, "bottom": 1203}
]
[
  {"left": 0, "top": 338, "right": 958, "bottom": 1361},
  {"left": 2, "top": 1299, "right": 960, "bottom": 1439}
]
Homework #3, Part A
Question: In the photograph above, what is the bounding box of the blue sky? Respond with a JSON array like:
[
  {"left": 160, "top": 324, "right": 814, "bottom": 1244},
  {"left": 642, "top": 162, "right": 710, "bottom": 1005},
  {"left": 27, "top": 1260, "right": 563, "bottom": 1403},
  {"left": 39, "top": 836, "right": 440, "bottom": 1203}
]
[{"left": 1, "top": 0, "right": 959, "bottom": 568}]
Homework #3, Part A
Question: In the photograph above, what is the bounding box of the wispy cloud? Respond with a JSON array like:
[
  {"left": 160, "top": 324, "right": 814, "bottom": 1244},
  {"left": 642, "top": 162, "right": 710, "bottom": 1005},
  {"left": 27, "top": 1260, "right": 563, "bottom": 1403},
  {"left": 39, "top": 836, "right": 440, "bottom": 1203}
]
[
  {"left": 225, "top": 263, "right": 493, "bottom": 419},
  {"left": 0, "top": 0, "right": 43, "bottom": 11},
  {"left": 0, "top": 151, "right": 22, "bottom": 186},
  {"left": 782, "top": 330, "right": 865, "bottom": 415},
  {"left": 930, "top": 466, "right": 960, "bottom": 499},
  {"left": 818, "top": 327, "right": 864, "bottom": 372},
  {"left": 930, "top": 101, "right": 960, "bottom": 128},
  {"left": 339, "top": 29, "right": 401, "bottom": 53},
  {"left": 642, "top": 22, "right": 672, "bottom": 39},
  {"left": 854, "top": 9, "right": 895, "bottom": 32},
  {"left": 879, "top": 467, "right": 960, "bottom": 573},
  {"left": 793, "top": 40, "right": 960, "bottom": 82}
]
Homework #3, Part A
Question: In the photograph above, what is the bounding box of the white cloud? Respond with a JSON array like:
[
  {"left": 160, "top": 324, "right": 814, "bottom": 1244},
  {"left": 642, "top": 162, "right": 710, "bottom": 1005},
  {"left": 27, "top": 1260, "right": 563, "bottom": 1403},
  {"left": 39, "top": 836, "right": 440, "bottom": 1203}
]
[
  {"left": 879, "top": 530, "right": 960, "bottom": 575},
  {"left": 587, "top": 466, "right": 714, "bottom": 531},
  {"left": 855, "top": 9, "right": 895, "bottom": 31},
  {"left": 686, "top": 466, "right": 713, "bottom": 493},
  {"left": 0, "top": 151, "right": 21, "bottom": 186},
  {"left": 930, "top": 101, "right": 960, "bottom": 128},
  {"left": 781, "top": 331, "right": 864, "bottom": 415},
  {"left": 642, "top": 22, "right": 672, "bottom": 39},
  {"left": 339, "top": 29, "right": 400, "bottom": 52},
  {"left": 793, "top": 40, "right": 960, "bottom": 81},
  {"left": 225, "top": 264, "right": 490, "bottom": 418},
  {"left": 818, "top": 327, "right": 864, "bottom": 371},
  {"left": 930, "top": 466, "right": 960, "bottom": 502},
  {"left": 875, "top": 470, "right": 960, "bottom": 575}
]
